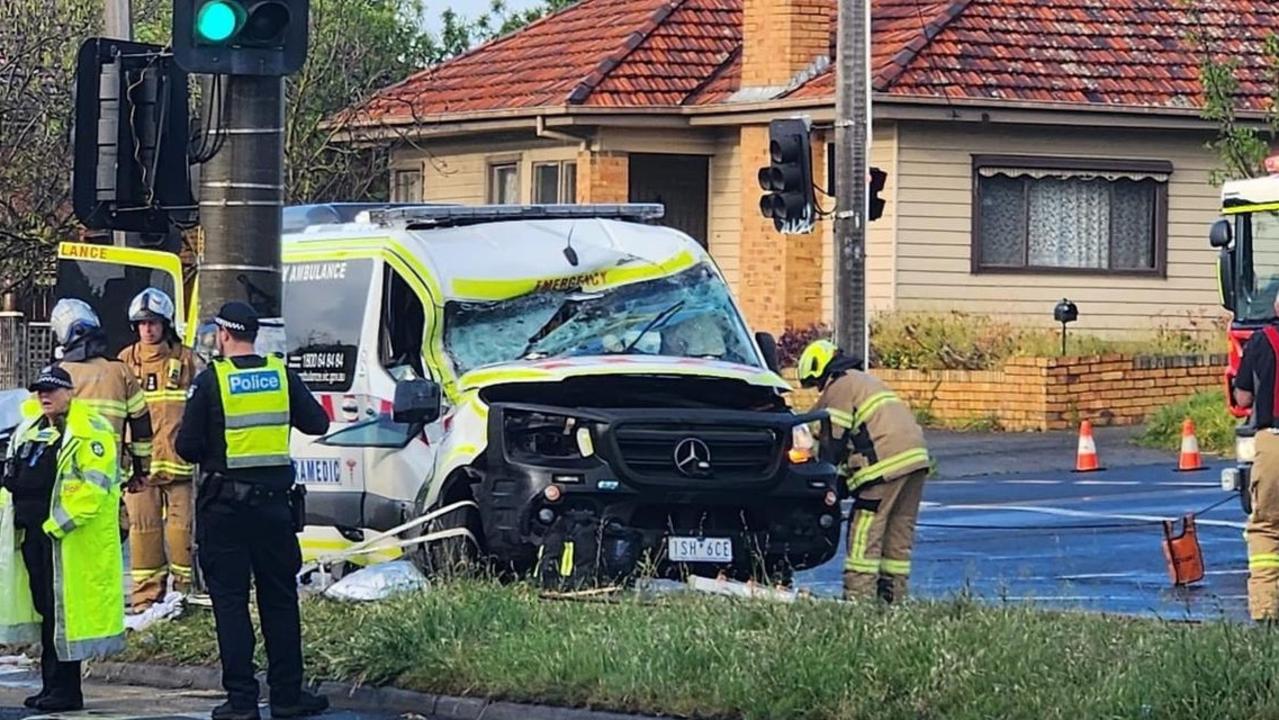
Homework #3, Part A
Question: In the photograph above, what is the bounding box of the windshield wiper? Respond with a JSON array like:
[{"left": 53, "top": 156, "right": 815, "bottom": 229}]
[
  {"left": 618, "top": 300, "right": 685, "bottom": 355},
  {"left": 520, "top": 297, "right": 590, "bottom": 359}
]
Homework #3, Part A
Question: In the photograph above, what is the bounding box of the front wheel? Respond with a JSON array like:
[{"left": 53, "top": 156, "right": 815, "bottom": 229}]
[{"left": 410, "top": 500, "right": 485, "bottom": 578}]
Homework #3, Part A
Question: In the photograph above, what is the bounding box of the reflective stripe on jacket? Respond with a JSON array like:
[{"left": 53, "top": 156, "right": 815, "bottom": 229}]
[
  {"left": 213, "top": 355, "right": 292, "bottom": 468},
  {"left": 60, "top": 357, "right": 152, "bottom": 473},
  {"left": 0, "top": 400, "right": 125, "bottom": 660},
  {"left": 119, "top": 341, "right": 197, "bottom": 482},
  {"left": 814, "top": 371, "right": 929, "bottom": 489}
]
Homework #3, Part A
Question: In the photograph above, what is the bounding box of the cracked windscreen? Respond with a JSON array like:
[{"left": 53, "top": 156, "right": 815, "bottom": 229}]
[{"left": 444, "top": 262, "right": 758, "bottom": 375}]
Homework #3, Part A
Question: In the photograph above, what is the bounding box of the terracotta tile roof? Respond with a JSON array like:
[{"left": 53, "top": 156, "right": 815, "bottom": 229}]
[
  {"left": 351, "top": 0, "right": 1279, "bottom": 123},
  {"left": 357, "top": 0, "right": 678, "bottom": 120},
  {"left": 792, "top": 0, "right": 1279, "bottom": 111},
  {"left": 586, "top": 0, "right": 741, "bottom": 106}
]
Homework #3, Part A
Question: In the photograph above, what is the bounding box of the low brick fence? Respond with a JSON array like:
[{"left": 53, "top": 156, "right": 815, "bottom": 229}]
[{"left": 787, "top": 353, "right": 1228, "bottom": 432}]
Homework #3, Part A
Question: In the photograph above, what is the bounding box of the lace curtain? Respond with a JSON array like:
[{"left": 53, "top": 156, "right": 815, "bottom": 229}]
[{"left": 978, "top": 168, "right": 1160, "bottom": 271}]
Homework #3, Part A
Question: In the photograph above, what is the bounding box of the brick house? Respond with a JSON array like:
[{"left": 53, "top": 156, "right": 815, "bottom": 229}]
[{"left": 338, "top": 0, "right": 1273, "bottom": 337}]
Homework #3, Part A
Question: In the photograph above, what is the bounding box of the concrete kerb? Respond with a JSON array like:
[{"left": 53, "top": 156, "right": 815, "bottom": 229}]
[{"left": 88, "top": 662, "right": 667, "bottom": 720}]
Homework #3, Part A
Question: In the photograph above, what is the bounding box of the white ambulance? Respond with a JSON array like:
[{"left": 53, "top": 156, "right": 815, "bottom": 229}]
[{"left": 51, "top": 204, "right": 842, "bottom": 581}]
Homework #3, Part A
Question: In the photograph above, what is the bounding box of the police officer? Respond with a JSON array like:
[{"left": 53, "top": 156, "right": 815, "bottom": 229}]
[
  {"left": 0, "top": 366, "right": 126, "bottom": 712},
  {"left": 797, "top": 340, "right": 930, "bottom": 604},
  {"left": 119, "top": 288, "right": 199, "bottom": 611},
  {"left": 1234, "top": 296, "right": 1279, "bottom": 621},
  {"left": 176, "top": 302, "right": 330, "bottom": 720}
]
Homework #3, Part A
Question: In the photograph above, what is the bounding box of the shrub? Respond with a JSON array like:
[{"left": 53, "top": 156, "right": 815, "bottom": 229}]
[
  {"left": 777, "top": 323, "right": 831, "bottom": 368},
  {"left": 1137, "top": 389, "right": 1238, "bottom": 456}
]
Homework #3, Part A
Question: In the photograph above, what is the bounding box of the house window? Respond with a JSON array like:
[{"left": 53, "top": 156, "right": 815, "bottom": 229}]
[
  {"left": 488, "top": 162, "right": 520, "bottom": 204},
  {"left": 533, "top": 161, "right": 577, "bottom": 203},
  {"left": 972, "top": 155, "right": 1171, "bottom": 275},
  {"left": 391, "top": 168, "right": 422, "bottom": 202}
]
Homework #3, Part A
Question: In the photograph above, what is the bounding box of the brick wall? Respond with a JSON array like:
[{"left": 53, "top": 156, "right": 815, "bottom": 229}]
[
  {"left": 740, "top": 0, "right": 830, "bottom": 88},
  {"left": 576, "top": 150, "right": 628, "bottom": 203},
  {"left": 787, "top": 354, "right": 1228, "bottom": 431}
]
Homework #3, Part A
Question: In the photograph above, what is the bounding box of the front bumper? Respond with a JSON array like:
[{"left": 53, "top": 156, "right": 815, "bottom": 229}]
[{"left": 478, "top": 403, "right": 842, "bottom": 576}]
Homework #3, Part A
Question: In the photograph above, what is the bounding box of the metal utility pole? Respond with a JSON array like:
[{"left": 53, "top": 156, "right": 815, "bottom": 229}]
[
  {"left": 104, "top": 0, "right": 134, "bottom": 248},
  {"left": 198, "top": 76, "right": 285, "bottom": 333},
  {"left": 833, "top": 0, "right": 870, "bottom": 363}
]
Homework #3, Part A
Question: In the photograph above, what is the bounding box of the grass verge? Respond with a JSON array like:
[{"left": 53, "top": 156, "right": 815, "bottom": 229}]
[
  {"left": 1137, "top": 389, "right": 1237, "bottom": 456},
  {"left": 117, "top": 582, "right": 1279, "bottom": 720}
]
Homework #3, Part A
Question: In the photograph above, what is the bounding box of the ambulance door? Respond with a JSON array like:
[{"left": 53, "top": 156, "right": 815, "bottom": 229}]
[
  {"left": 282, "top": 256, "right": 380, "bottom": 530},
  {"left": 54, "top": 243, "right": 187, "bottom": 356},
  {"left": 363, "top": 262, "right": 437, "bottom": 527},
  {"left": 307, "top": 260, "right": 437, "bottom": 532}
]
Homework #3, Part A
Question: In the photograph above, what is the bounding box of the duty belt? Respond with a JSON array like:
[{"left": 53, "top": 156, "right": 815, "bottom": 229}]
[{"left": 198, "top": 473, "right": 291, "bottom": 508}]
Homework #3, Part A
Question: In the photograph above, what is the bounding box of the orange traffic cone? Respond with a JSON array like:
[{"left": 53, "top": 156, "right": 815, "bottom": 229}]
[
  {"left": 1074, "top": 420, "right": 1102, "bottom": 472},
  {"left": 1177, "top": 417, "right": 1205, "bottom": 472}
]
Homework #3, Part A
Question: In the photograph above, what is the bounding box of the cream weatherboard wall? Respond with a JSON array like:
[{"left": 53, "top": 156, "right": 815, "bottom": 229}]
[
  {"left": 886, "top": 121, "right": 1226, "bottom": 333},
  {"left": 395, "top": 138, "right": 579, "bottom": 205}
]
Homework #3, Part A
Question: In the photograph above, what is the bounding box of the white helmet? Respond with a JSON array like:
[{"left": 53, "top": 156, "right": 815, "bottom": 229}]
[
  {"left": 50, "top": 298, "right": 101, "bottom": 346},
  {"left": 128, "top": 287, "right": 176, "bottom": 325}
]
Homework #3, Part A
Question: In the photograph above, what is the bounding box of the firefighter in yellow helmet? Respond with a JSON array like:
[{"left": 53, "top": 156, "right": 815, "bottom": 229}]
[
  {"left": 49, "top": 298, "right": 153, "bottom": 540},
  {"left": 0, "top": 366, "right": 125, "bottom": 712},
  {"left": 798, "top": 339, "right": 929, "bottom": 603},
  {"left": 118, "top": 288, "right": 198, "bottom": 611}
]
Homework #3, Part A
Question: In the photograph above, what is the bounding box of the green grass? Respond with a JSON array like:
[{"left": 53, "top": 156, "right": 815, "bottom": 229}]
[
  {"left": 1138, "top": 389, "right": 1238, "bottom": 457},
  {"left": 116, "top": 582, "right": 1279, "bottom": 720}
]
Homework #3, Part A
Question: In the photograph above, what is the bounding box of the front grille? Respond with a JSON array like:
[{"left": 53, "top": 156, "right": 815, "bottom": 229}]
[{"left": 613, "top": 424, "right": 781, "bottom": 481}]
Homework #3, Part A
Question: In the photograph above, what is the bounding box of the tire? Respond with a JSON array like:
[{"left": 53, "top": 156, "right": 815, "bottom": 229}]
[{"left": 412, "top": 499, "right": 484, "bottom": 578}]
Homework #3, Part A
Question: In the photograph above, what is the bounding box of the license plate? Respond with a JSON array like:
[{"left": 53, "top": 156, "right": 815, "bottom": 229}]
[{"left": 667, "top": 536, "right": 733, "bottom": 563}]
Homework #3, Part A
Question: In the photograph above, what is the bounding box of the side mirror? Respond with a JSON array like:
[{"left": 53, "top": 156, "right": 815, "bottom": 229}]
[
  {"left": 393, "top": 379, "right": 441, "bottom": 425},
  {"left": 1218, "top": 250, "right": 1236, "bottom": 313},
  {"left": 755, "top": 331, "right": 781, "bottom": 374},
  {"left": 1210, "top": 218, "right": 1233, "bottom": 248}
]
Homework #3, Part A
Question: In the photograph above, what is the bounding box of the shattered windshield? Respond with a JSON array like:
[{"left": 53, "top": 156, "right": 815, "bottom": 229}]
[{"left": 444, "top": 262, "right": 758, "bottom": 375}]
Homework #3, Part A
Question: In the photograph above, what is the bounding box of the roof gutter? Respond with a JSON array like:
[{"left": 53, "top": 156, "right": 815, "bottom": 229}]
[{"left": 536, "top": 115, "right": 591, "bottom": 148}]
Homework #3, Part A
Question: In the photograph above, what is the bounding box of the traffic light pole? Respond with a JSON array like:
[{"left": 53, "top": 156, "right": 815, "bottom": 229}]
[
  {"left": 198, "top": 74, "right": 285, "bottom": 328},
  {"left": 833, "top": 0, "right": 869, "bottom": 363},
  {"left": 103, "top": 0, "right": 134, "bottom": 249}
]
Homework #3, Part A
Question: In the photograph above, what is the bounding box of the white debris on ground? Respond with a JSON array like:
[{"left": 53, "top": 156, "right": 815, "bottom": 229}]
[
  {"left": 124, "top": 591, "right": 185, "bottom": 632},
  {"left": 634, "top": 576, "right": 810, "bottom": 603},
  {"left": 321, "top": 561, "right": 428, "bottom": 602},
  {"left": 0, "top": 655, "right": 34, "bottom": 673}
]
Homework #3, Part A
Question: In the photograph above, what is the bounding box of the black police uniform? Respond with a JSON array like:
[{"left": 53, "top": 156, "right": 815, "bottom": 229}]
[{"left": 175, "top": 304, "right": 329, "bottom": 720}]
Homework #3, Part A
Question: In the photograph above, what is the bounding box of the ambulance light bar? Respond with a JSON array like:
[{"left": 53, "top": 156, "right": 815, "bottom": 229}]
[{"left": 371, "top": 204, "right": 666, "bottom": 228}]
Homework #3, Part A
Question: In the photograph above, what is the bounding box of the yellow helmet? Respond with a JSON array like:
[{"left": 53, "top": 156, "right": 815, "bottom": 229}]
[{"left": 797, "top": 339, "right": 839, "bottom": 387}]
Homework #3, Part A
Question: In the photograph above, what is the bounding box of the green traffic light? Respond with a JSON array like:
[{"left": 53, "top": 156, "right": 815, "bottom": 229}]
[{"left": 196, "top": 1, "right": 239, "bottom": 43}]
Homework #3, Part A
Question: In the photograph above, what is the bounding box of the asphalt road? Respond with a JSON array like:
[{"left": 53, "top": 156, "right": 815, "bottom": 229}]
[{"left": 796, "top": 428, "right": 1248, "bottom": 621}]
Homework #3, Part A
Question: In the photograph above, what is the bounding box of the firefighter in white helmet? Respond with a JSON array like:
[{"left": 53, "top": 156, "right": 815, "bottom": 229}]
[
  {"left": 118, "top": 288, "right": 198, "bottom": 611},
  {"left": 48, "top": 298, "right": 153, "bottom": 544}
]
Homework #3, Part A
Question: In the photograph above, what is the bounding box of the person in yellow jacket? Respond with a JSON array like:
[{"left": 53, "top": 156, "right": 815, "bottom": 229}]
[
  {"left": 118, "top": 288, "right": 198, "bottom": 611},
  {"left": 0, "top": 366, "right": 126, "bottom": 712},
  {"left": 49, "top": 298, "right": 153, "bottom": 538},
  {"left": 798, "top": 340, "right": 930, "bottom": 604}
]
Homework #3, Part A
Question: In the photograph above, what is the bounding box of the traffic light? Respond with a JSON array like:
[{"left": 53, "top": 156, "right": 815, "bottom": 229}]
[
  {"left": 758, "top": 118, "right": 815, "bottom": 234},
  {"left": 868, "top": 166, "right": 887, "bottom": 222},
  {"left": 173, "top": 0, "right": 309, "bottom": 76},
  {"left": 72, "top": 38, "right": 194, "bottom": 234}
]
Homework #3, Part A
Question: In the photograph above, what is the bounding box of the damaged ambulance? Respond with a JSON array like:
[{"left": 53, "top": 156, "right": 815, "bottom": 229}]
[{"left": 51, "top": 203, "right": 842, "bottom": 583}]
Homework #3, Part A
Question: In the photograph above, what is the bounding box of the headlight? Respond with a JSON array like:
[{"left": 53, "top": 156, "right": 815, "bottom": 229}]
[
  {"left": 1238, "top": 435, "right": 1257, "bottom": 463},
  {"left": 789, "top": 424, "right": 815, "bottom": 464},
  {"left": 503, "top": 409, "right": 588, "bottom": 460}
]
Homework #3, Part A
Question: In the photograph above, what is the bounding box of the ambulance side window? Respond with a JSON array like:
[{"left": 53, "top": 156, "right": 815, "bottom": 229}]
[{"left": 379, "top": 266, "right": 427, "bottom": 381}]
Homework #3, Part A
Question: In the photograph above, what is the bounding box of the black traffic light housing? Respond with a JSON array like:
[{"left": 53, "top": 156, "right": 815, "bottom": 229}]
[
  {"left": 868, "top": 166, "right": 887, "bottom": 222},
  {"left": 173, "top": 0, "right": 310, "bottom": 76},
  {"left": 758, "top": 118, "right": 815, "bottom": 234},
  {"left": 72, "top": 38, "right": 194, "bottom": 234}
]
